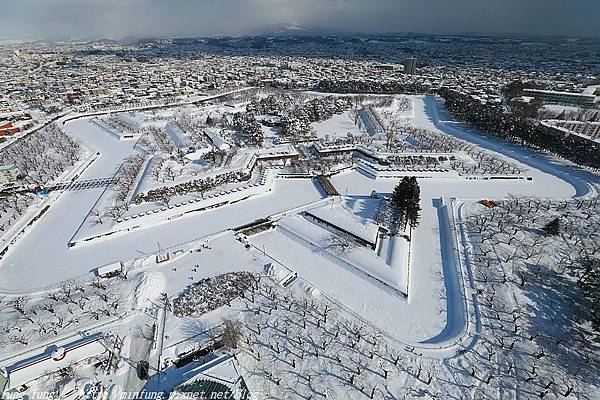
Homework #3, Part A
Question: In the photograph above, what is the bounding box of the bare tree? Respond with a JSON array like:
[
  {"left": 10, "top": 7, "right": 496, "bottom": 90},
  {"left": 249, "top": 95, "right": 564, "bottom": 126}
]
[
  {"left": 90, "top": 209, "right": 105, "bottom": 225},
  {"left": 163, "top": 164, "right": 177, "bottom": 182},
  {"left": 221, "top": 319, "right": 243, "bottom": 350},
  {"left": 323, "top": 233, "right": 355, "bottom": 254}
]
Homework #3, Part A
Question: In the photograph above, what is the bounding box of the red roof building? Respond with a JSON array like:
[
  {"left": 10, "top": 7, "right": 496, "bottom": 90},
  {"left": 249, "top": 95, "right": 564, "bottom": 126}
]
[{"left": 0, "top": 121, "right": 20, "bottom": 136}]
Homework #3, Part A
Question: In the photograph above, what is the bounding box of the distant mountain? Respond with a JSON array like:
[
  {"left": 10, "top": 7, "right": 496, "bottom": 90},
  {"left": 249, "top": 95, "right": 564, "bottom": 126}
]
[
  {"left": 118, "top": 25, "right": 357, "bottom": 48},
  {"left": 237, "top": 24, "right": 355, "bottom": 38}
]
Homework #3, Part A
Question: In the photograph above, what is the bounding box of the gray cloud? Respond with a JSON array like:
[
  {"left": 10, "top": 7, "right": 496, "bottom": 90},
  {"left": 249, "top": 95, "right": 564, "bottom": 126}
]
[{"left": 0, "top": 0, "right": 598, "bottom": 40}]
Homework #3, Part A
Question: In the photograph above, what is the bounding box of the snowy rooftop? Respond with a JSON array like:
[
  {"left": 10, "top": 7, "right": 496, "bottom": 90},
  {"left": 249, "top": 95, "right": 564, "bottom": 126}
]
[{"left": 2, "top": 333, "right": 106, "bottom": 390}]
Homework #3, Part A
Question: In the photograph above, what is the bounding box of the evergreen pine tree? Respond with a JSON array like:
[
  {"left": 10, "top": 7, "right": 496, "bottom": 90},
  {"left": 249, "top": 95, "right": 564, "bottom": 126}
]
[
  {"left": 542, "top": 217, "right": 560, "bottom": 236},
  {"left": 388, "top": 177, "right": 421, "bottom": 234},
  {"left": 389, "top": 177, "right": 409, "bottom": 232},
  {"left": 542, "top": 218, "right": 560, "bottom": 236},
  {"left": 405, "top": 177, "right": 421, "bottom": 229}
]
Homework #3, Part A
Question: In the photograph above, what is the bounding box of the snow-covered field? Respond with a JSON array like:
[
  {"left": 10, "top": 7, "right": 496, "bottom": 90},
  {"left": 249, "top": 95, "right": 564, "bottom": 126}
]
[
  {"left": 1, "top": 92, "right": 598, "bottom": 399},
  {"left": 311, "top": 112, "right": 364, "bottom": 139}
]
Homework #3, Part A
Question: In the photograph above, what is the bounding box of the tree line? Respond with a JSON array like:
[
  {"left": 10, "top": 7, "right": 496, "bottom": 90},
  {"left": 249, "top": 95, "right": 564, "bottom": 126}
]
[
  {"left": 437, "top": 88, "right": 600, "bottom": 170},
  {"left": 318, "top": 80, "right": 430, "bottom": 95}
]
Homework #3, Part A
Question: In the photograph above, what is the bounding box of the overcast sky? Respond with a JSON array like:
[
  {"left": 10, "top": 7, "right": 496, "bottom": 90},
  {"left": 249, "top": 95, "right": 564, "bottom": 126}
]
[{"left": 1, "top": 0, "right": 598, "bottom": 40}]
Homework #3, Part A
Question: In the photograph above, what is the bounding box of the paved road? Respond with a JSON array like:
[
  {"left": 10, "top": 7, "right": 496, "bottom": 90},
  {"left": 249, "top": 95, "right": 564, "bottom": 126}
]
[{"left": 122, "top": 321, "right": 154, "bottom": 395}]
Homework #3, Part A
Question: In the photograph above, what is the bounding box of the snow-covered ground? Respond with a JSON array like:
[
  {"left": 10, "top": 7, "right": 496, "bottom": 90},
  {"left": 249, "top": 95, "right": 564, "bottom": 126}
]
[
  {"left": 1, "top": 92, "right": 599, "bottom": 399},
  {"left": 311, "top": 112, "right": 364, "bottom": 139},
  {"left": 0, "top": 177, "right": 323, "bottom": 292}
]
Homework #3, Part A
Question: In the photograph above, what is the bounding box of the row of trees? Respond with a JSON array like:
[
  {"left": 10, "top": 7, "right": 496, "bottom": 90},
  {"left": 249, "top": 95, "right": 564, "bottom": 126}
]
[
  {"left": 0, "top": 123, "right": 81, "bottom": 186},
  {"left": 466, "top": 195, "right": 600, "bottom": 335},
  {"left": 109, "top": 154, "right": 146, "bottom": 217},
  {"left": 0, "top": 193, "right": 37, "bottom": 234},
  {"left": 319, "top": 80, "right": 430, "bottom": 95},
  {"left": 401, "top": 124, "right": 526, "bottom": 175},
  {"left": 235, "top": 276, "right": 445, "bottom": 399},
  {"left": 0, "top": 277, "right": 129, "bottom": 351},
  {"left": 462, "top": 196, "right": 600, "bottom": 398},
  {"left": 438, "top": 88, "right": 600, "bottom": 170},
  {"left": 134, "top": 170, "right": 251, "bottom": 204},
  {"left": 138, "top": 126, "right": 177, "bottom": 154},
  {"left": 280, "top": 96, "right": 354, "bottom": 138}
]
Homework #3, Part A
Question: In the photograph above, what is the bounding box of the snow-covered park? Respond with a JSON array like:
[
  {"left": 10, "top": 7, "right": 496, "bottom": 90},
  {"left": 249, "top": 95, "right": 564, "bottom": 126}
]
[{"left": 0, "top": 91, "right": 598, "bottom": 399}]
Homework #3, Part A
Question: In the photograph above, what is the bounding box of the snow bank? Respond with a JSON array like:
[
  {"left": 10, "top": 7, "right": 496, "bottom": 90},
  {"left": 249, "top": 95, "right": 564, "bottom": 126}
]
[{"left": 135, "top": 271, "right": 166, "bottom": 308}]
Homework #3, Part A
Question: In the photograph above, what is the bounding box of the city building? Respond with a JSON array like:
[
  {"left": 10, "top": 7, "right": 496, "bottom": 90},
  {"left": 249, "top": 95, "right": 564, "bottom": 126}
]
[
  {"left": 374, "top": 64, "right": 399, "bottom": 71},
  {"left": 404, "top": 57, "right": 417, "bottom": 75},
  {"left": 545, "top": 120, "right": 600, "bottom": 139},
  {"left": 0, "top": 120, "right": 20, "bottom": 136},
  {"left": 204, "top": 129, "right": 231, "bottom": 151},
  {"left": 523, "top": 88, "right": 599, "bottom": 107},
  {"left": 0, "top": 333, "right": 107, "bottom": 393}
]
